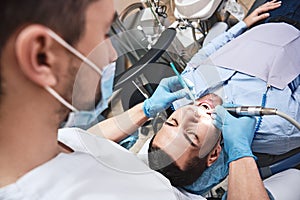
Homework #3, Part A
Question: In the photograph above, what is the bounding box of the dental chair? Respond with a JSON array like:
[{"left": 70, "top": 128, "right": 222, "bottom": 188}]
[
  {"left": 257, "top": 147, "right": 300, "bottom": 179},
  {"left": 206, "top": 140, "right": 300, "bottom": 199}
]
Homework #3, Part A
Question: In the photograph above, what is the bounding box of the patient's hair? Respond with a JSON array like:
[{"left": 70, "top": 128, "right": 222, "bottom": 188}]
[
  {"left": 148, "top": 136, "right": 208, "bottom": 187},
  {"left": 0, "top": 0, "right": 97, "bottom": 95}
]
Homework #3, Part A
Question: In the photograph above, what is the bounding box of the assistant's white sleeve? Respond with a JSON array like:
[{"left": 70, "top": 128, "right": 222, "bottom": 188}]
[
  {"left": 186, "top": 21, "right": 247, "bottom": 70},
  {"left": 264, "top": 169, "right": 300, "bottom": 200}
]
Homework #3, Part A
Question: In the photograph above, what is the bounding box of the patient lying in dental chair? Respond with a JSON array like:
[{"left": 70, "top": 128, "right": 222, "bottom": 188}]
[
  {"left": 146, "top": 1, "right": 300, "bottom": 197},
  {"left": 147, "top": 90, "right": 299, "bottom": 196},
  {"left": 174, "top": 22, "right": 300, "bottom": 156},
  {"left": 147, "top": 94, "right": 227, "bottom": 195}
]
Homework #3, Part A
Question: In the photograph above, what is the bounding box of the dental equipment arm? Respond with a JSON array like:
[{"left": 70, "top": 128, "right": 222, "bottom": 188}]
[{"left": 225, "top": 106, "right": 300, "bottom": 131}]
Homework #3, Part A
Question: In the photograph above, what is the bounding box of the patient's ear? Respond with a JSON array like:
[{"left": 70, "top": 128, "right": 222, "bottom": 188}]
[
  {"left": 15, "top": 25, "right": 57, "bottom": 87},
  {"left": 206, "top": 142, "right": 221, "bottom": 167}
]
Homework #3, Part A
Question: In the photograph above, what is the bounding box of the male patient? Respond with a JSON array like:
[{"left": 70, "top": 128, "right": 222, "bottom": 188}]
[
  {"left": 147, "top": 0, "right": 300, "bottom": 198},
  {"left": 148, "top": 93, "right": 300, "bottom": 199}
]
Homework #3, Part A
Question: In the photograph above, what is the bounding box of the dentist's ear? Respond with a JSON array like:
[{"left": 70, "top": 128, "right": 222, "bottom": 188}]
[{"left": 15, "top": 25, "right": 57, "bottom": 87}]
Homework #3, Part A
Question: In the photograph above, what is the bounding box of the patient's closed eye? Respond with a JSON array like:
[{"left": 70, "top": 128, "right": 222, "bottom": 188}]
[{"left": 185, "top": 130, "right": 199, "bottom": 147}]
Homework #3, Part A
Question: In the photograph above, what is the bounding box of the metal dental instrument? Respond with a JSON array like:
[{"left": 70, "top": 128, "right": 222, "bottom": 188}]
[
  {"left": 165, "top": 52, "right": 196, "bottom": 104},
  {"left": 132, "top": 80, "right": 150, "bottom": 99}
]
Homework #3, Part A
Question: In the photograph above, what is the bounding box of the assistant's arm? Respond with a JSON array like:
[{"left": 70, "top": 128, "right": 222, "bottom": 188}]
[
  {"left": 187, "top": 21, "right": 247, "bottom": 68},
  {"left": 228, "top": 157, "right": 269, "bottom": 200},
  {"left": 213, "top": 106, "right": 269, "bottom": 200}
]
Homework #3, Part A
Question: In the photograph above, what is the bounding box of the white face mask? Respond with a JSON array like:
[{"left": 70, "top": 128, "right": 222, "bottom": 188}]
[{"left": 45, "top": 29, "right": 103, "bottom": 112}]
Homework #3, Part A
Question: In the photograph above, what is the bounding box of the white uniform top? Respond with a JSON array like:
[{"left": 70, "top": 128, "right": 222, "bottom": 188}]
[
  {"left": 0, "top": 128, "right": 183, "bottom": 200},
  {"left": 1, "top": 128, "right": 298, "bottom": 200}
]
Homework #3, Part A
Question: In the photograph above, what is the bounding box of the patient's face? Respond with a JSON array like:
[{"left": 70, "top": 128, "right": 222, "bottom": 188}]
[{"left": 152, "top": 94, "right": 222, "bottom": 170}]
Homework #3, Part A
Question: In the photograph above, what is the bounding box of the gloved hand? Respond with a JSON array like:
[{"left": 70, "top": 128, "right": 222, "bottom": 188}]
[
  {"left": 143, "top": 76, "right": 194, "bottom": 118},
  {"left": 212, "top": 105, "right": 257, "bottom": 164}
]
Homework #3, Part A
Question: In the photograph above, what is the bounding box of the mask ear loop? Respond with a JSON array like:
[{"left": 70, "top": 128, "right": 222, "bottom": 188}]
[
  {"left": 44, "top": 29, "right": 103, "bottom": 111},
  {"left": 46, "top": 29, "right": 103, "bottom": 76},
  {"left": 45, "top": 86, "right": 78, "bottom": 112}
]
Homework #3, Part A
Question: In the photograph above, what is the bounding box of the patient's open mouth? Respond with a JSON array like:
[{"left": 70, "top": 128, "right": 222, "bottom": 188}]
[
  {"left": 198, "top": 101, "right": 214, "bottom": 110},
  {"left": 196, "top": 94, "right": 223, "bottom": 111}
]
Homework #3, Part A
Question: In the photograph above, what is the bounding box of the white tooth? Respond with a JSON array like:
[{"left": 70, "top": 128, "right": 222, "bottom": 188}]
[{"left": 196, "top": 107, "right": 207, "bottom": 116}]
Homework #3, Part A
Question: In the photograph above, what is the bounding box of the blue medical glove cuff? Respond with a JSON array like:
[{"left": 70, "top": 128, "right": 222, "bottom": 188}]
[
  {"left": 227, "top": 149, "right": 257, "bottom": 165},
  {"left": 143, "top": 99, "right": 154, "bottom": 118}
]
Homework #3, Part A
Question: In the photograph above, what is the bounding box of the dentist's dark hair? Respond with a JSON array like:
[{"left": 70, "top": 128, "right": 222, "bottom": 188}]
[{"left": 0, "top": 0, "right": 97, "bottom": 95}]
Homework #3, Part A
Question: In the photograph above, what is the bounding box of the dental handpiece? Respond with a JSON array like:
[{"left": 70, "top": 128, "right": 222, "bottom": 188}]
[
  {"left": 224, "top": 106, "right": 300, "bottom": 131},
  {"left": 225, "top": 106, "right": 277, "bottom": 116}
]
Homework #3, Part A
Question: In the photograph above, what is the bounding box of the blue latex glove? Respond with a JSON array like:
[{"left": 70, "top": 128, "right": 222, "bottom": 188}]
[
  {"left": 212, "top": 105, "right": 257, "bottom": 164},
  {"left": 143, "top": 76, "right": 194, "bottom": 118},
  {"left": 222, "top": 102, "right": 240, "bottom": 108}
]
